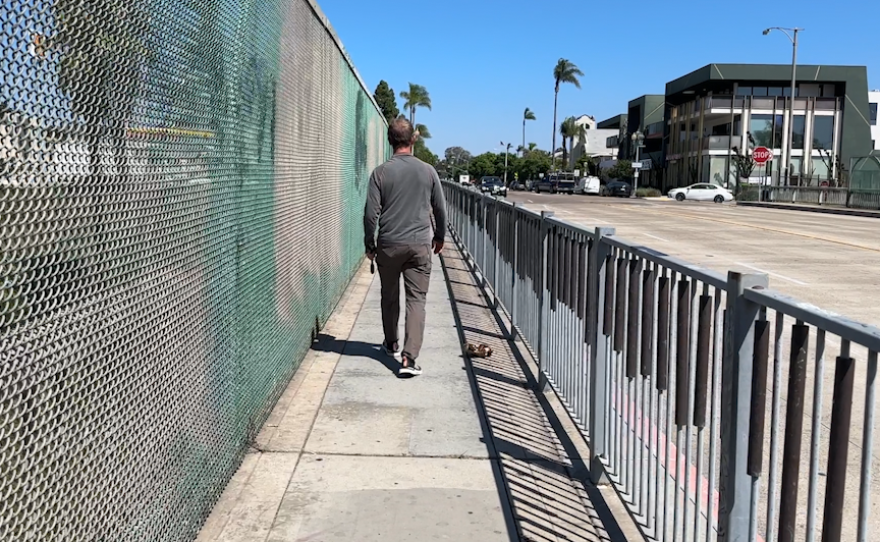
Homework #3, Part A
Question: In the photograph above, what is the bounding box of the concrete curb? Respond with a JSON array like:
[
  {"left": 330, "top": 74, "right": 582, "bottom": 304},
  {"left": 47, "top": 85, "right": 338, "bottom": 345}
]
[{"left": 737, "top": 201, "right": 880, "bottom": 218}]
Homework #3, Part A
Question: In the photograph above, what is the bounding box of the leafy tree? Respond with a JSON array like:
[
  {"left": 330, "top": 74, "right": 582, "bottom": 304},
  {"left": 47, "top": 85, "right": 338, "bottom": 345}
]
[
  {"left": 373, "top": 80, "right": 400, "bottom": 124},
  {"left": 731, "top": 146, "right": 756, "bottom": 182},
  {"left": 444, "top": 146, "right": 472, "bottom": 179},
  {"left": 415, "top": 123, "right": 431, "bottom": 140},
  {"left": 604, "top": 160, "right": 633, "bottom": 181},
  {"left": 523, "top": 107, "right": 536, "bottom": 154},
  {"left": 469, "top": 152, "right": 498, "bottom": 179},
  {"left": 414, "top": 139, "right": 438, "bottom": 166},
  {"left": 551, "top": 58, "right": 583, "bottom": 162},
  {"left": 576, "top": 154, "right": 599, "bottom": 176},
  {"left": 400, "top": 83, "right": 431, "bottom": 125},
  {"left": 559, "top": 117, "right": 586, "bottom": 171},
  {"left": 516, "top": 149, "right": 552, "bottom": 182}
]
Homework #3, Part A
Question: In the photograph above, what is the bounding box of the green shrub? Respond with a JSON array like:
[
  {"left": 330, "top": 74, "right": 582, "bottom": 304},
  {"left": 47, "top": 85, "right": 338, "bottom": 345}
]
[
  {"left": 736, "top": 187, "right": 760, "bottom": 201},
  {"left": 635, "top": 188, "right": 662, "bottom": 198}
]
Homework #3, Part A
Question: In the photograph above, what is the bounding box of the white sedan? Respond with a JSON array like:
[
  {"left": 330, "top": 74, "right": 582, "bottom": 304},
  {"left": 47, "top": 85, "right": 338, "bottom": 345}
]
[{"left": 668, "top": 183, "right": 734, "bottom": 203}]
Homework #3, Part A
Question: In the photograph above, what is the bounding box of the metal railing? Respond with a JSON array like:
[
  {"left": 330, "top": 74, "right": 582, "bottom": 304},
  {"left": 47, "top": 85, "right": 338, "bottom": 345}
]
[
  {"left": 443, "top": 181, "right": 880, "bottom": 542},
  {"left": 766, "top": 186, "right": 880, "bottom": 210}
]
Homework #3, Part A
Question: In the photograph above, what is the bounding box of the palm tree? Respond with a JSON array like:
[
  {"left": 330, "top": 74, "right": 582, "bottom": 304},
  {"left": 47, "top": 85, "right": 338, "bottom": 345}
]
[
  {"left": 523, "top": 107, "right": 536, "bottom": 155},
  {"left": 415, "top": 123, "right": 431, "bottom": 139},
  {"left": 559, "top": 117, "right": 576, "bottom": 169},
  {"left": 400, "top": 83, "right": 432, "bottom": 125},
  {"left": 551, "top": 59, "right": 583, "bottom": 165}
]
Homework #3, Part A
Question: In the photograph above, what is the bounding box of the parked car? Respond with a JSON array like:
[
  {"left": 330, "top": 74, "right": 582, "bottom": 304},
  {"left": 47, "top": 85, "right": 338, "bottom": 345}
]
[
  {"left": 668, "top": 183, "right": 734, "bottom": 203},
  {"left": 480, "top": 176, "right": 507, "bottom": 196},
  {"left": 574, "top": 176, "right": 601, "bottom": 195},
  {"left": 533, "top": 172, "right": 576, "bottom": 194},
  {"left": 601, "top": 180, "right": 633, "bottom": 198}
]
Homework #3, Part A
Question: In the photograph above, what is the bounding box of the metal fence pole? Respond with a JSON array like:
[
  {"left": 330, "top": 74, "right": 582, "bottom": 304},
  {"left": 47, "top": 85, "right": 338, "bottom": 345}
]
[
  {"left": 493, "top": 201, "right": 501, "bottom": 309},
  {"left": 510, "top": 204, "right": 520, "bottom": 341},
  {"left": 536, "top": 210, "right": 554, "bottom": 393},
  {"left": 719, "top": 271, "right": 769, "bottom": 542},
  {"left": 588, "top": 228, "right": 615, "bottom": 485},
  {"left": 480, "top": 196, "right": 488, "bottom": 286}
]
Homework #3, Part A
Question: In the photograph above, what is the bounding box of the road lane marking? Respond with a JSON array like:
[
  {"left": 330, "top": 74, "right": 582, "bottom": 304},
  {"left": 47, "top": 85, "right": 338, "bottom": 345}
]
[
  {"left": 734, "top": 262, "right": 809, "bottom": 286},
  {"left": 607, "top": 205, "right": 880, "bottom": 253},
  {"left": 642, "top": 233, "right": 668, "bottom": 243},
  {"left": 526, "top": 199, "right": 533, "bottom": 203}
]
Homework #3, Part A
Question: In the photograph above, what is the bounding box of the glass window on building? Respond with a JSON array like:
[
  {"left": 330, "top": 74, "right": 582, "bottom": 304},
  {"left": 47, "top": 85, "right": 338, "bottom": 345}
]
[
  {"left": 752, "top": 87, "right": 768, "bottom": 97},
  {"left": 792, "top": 115, "right": 806, "bottom": 149},
  {"left": 812, "top": 115, "right": 834, "bottom": 151},
  {"left": 768, "top": 87, "right": 784, "bottom": 97},
  {"left": 870, "top": 103, "right": 878, "bottom": 126},
  {"left": 750, "top": 114, "right": 774, "bottom": 147},
  {"left": 773, "top": 115, "right": 785, "bottom": 148},
  {"left": 737, "top": 86, "right": 752, "bottom": 96},
  {"left": 810, "top": 157, "right": 831, "bottom": 182}
]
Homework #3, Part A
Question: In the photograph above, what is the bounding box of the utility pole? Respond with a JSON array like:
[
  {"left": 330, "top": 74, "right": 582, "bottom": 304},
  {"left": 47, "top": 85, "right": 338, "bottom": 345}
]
[{"left": 764, "top": 27, "right": 803, "bottom": 186}]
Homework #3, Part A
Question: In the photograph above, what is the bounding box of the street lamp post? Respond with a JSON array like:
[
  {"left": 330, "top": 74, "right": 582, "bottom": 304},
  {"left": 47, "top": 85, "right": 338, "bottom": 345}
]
[
  {"left": 631, "top": 131, "right": 644, "bottom": 196},
  {"left": 500, "top": 141, "right": 513, "bottom": 186},
  {"left": 763, "top": 26, "right": 803, "bottom": 186}
]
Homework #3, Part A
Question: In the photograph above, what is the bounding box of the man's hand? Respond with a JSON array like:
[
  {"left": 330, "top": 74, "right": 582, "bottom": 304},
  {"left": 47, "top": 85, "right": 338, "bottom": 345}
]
[
  {"left": 366, "top": 250, "right": 376, "bottom": 261},
  {"left": 432, "top": 240, "right": 444, "bottom": 255}
]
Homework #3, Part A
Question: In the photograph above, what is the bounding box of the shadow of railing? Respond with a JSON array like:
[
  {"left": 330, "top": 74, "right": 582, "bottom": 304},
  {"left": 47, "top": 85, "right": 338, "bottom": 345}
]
[{"left": 441, "top": 248, "right": 630, "bottom": 542}]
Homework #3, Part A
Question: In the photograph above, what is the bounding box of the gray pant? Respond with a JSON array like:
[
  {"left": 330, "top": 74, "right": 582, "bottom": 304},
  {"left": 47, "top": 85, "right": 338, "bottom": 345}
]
[{"left": 376, "top": 244, "right": 432, "bottom": 361}]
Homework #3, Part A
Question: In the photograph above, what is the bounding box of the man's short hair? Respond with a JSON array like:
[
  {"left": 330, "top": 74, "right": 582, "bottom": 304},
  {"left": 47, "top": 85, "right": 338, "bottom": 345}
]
[{"left": 388, "top": 117, "right": 415, "bottom": 150}]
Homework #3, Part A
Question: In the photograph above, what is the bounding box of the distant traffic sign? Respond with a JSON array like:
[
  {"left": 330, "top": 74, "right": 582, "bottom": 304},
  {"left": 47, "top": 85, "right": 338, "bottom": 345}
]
[
  {"left": 753, "top": 147, "right": 774, "bottom": 164},
  {"left": 631, "top": 162, "right": 643, "bottom": 169}
]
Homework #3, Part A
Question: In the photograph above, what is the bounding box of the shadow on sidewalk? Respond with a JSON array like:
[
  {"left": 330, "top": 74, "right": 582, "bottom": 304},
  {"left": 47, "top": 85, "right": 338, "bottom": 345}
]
[
  {"left": 441, "top": 248, "right": 630, "bottom": 542},
  {"left": 311, "top": 333, "right": 400, "bottom": 375}
]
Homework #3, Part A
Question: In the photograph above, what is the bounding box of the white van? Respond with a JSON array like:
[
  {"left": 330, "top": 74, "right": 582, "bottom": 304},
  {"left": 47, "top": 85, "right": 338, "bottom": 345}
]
[{"left": 575, "top": 176, "right": 601, "bottom": 195}]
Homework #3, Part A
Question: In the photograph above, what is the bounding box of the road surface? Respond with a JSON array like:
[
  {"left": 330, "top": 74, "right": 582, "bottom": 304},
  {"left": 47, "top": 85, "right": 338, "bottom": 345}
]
[{"left": 507, "top": 191, "right": 880, "bottom": 328}]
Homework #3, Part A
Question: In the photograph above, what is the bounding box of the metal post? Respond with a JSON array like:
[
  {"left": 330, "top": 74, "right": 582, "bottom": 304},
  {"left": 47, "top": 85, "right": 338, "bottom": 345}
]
[
  {"left": 510, "top": 204, "right": 520, "bottom": 340},
  {"left": 718, "top": 271, "right": 769, "bottom": 542},
  {"left": 480, "top": 196, "right": 488, "bottom": 287},
  {"left": 536, "top": 210, "right": 554, "bottom": 393},
  {"left": 588, "top": 228, "right": 615, "bottom": 485},
  {"left": 786, "top": 31, "right": 798, "bottom": 187},
  {"left": 493, "top": 200, "right": 500, "bottom": 308},
  {"left": 633, "top": 143, "right": 641, "bottom": 194}
]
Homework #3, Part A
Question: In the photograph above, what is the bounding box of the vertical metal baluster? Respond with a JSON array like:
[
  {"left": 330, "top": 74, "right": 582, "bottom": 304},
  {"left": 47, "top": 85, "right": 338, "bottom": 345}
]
[
  {"left": 706, "top": 293, "right": 724, "bottom": 542},
  {"left": 666, "top": 272, "right": 680, "bottom": 542},
  {"left": 627, "top": 257, "right": 641, "bottom": 500},
  {"left": 642, "top": 263, "right": 655, "bottom": 527},
  {"left": 692, "top": 288, "right": 712, "bottom": 542},
  {"left": 804, "top": 329, "right": 825, "bottom": 542},
  {"left": 822, "top": 341, "right": 854, "bottom": 542},
  {"left": 777, "top": 323, "right": 809, "bottom": 542},
  {"left": 766, "top": 311, "right": 785, "bottom": 542},
  {"left": 674, "top": 277, "right": 691, "bottom": 542},
  {"left": 683, "top": 281, "right": 698, "bottom": 542},
  {"left": 615, "top": 253, "right": 627, "bottom": 482},
  {"left": 578, "top": 236, "right": 588, "bottom": 431},
  {"left": 858, "top": 350, "right": 878, "bottom": 542},
  {"left": 656, "top": 270, "right": 671, "bottom": 542}
]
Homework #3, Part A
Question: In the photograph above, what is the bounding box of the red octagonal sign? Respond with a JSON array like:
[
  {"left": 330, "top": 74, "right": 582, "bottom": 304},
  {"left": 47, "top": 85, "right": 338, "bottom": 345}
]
[{"left": 753, "top": 147, "right": 774, "bottom": 164}]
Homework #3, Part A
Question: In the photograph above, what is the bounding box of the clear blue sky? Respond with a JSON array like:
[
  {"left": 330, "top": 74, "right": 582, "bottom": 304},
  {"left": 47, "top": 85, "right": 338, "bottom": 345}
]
[{"left": 318, "top": 0, "right": 879, "bottom": 158}]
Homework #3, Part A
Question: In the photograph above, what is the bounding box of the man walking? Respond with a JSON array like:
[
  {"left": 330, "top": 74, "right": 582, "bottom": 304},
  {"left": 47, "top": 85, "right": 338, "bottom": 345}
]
[{"left": 364, "top": 118, "right": 446, "bottom": 378}]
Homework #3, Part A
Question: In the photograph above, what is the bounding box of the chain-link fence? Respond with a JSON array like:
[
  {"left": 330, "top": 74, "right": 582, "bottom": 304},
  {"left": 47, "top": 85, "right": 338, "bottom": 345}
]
[{"left": 1, "top": 0, "right": 387, "bottom": 539}]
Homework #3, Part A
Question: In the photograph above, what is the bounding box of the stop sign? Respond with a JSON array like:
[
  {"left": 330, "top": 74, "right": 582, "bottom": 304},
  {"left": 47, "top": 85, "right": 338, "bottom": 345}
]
[{"left": 753, "top": 147, "right": 774, "bottom": 164}]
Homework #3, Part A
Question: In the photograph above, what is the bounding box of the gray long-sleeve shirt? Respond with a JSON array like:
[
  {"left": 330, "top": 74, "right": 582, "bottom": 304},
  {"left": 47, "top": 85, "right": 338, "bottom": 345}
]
[{"left": 363, "top": 153, "right": 446, "bottom": 252}]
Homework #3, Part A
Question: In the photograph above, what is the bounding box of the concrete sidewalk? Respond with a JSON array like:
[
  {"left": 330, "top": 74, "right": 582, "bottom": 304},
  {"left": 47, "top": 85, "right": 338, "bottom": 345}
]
[{"left": 197, "top": 244, "right": 636, "bottom": 542}]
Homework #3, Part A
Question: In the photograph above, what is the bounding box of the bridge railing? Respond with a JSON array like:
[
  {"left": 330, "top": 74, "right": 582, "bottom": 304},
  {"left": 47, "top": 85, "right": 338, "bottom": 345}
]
[
  {"left": 443, "top": 181, "right": 880, "bottom": 542},
  {"left": 765, "top": 186, "right": 880, "bottom": 210}
]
